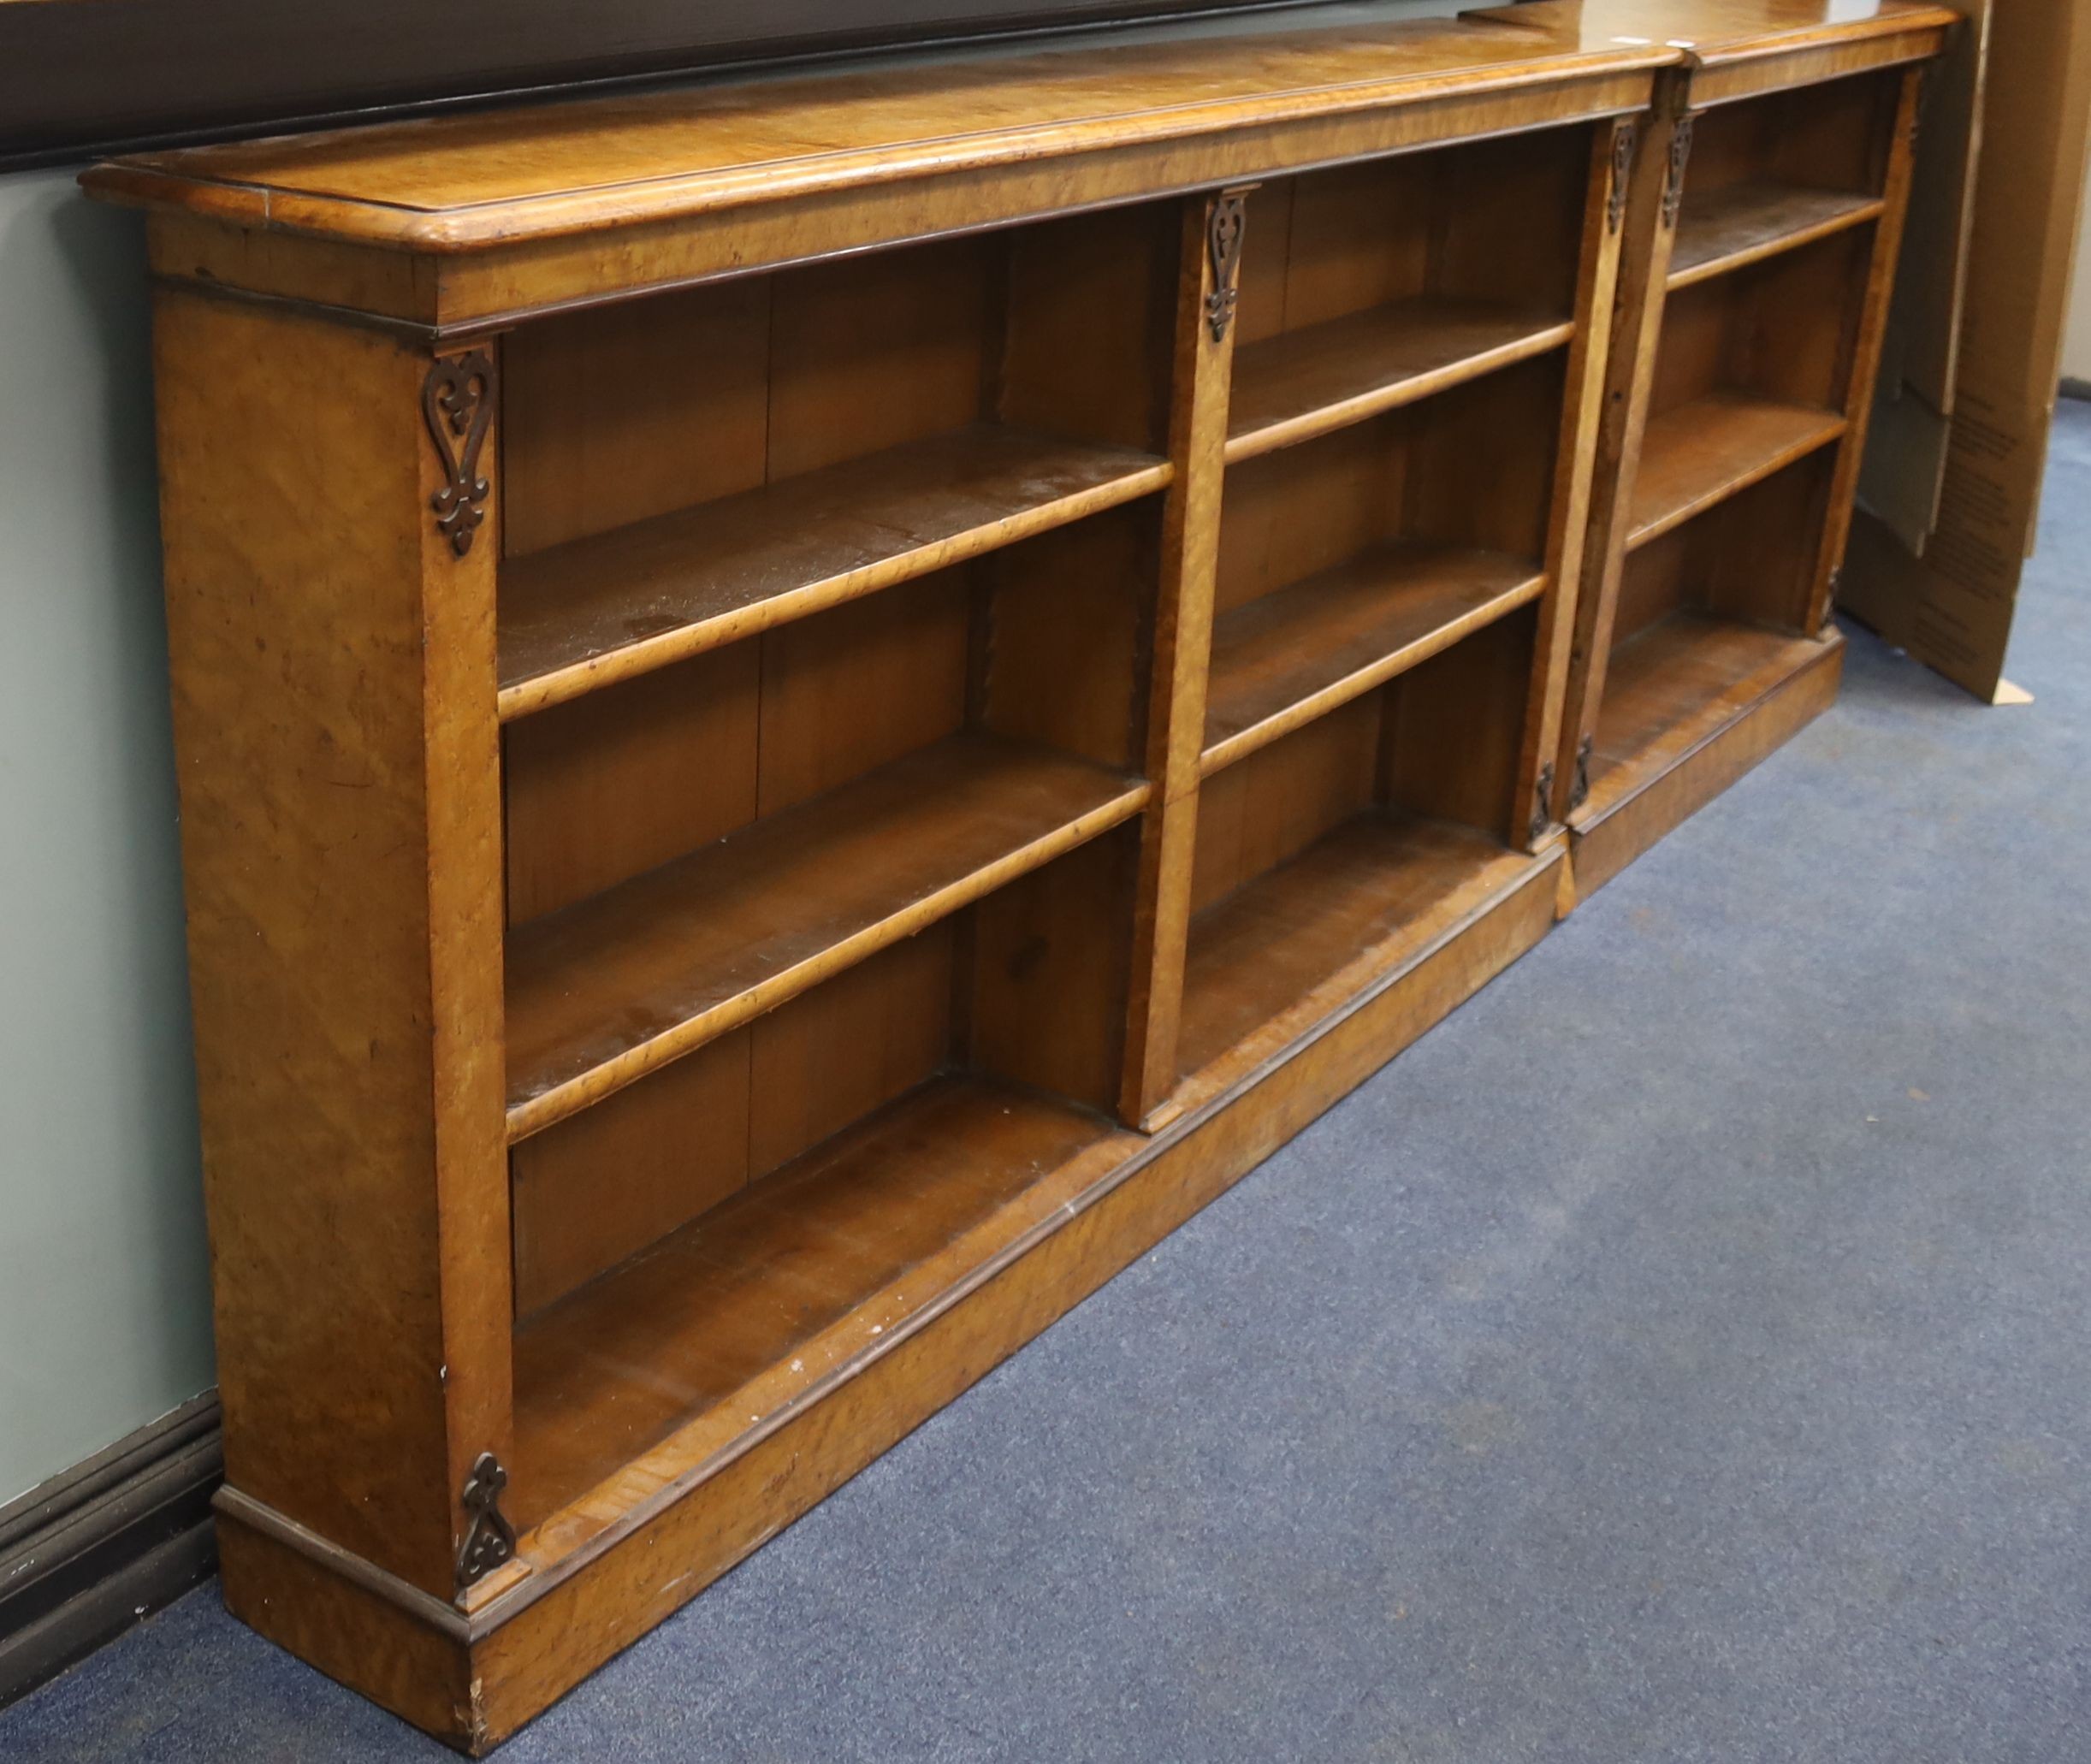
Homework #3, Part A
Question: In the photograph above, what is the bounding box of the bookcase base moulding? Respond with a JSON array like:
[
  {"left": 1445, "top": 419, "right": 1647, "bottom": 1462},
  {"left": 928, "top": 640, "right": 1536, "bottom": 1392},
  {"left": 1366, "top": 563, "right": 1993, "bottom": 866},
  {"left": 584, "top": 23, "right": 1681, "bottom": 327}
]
[{"left": 83, "top": 0, "right": 1947, "bottom": 1749}]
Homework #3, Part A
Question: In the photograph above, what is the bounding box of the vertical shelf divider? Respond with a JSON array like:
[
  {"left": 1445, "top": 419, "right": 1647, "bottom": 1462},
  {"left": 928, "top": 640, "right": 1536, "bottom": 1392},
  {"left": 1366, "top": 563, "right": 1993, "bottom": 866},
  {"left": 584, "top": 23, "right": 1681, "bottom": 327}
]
[
  {"left": 1119, "top": 186, "right": 1248, "bottom": 1130},
  {"left": 1805, "top": 64, "right": 1926, "bottom": 634},
  {"left": 1552, "top": 68, "right": 1693, "bottom": 828},
  {"left": 1518, "top": 113, "right": 1636, "bottom": 854}
]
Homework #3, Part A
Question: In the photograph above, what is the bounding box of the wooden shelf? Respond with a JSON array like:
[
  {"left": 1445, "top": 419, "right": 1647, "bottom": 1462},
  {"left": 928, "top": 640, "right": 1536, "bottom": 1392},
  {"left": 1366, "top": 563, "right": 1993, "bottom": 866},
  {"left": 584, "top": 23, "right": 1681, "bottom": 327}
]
[
  {"left": 1178, "top": 812, "right": 1525, "bottom": 1079},
  {"left": 1669, "top": 183, "right": 1883, "bottom": 289},
  {"left": 1224, "top": 300, "right": 1573, "bottom": 463},
  {"left": 498, "top": 425, "right": 1170, "bottom": 720},
  {"left": 1582, "top": 612, "right": 1827, "bottom": 820},
  {"left": 511, "top": 1074, "right": 1123, "bottom": 1535},
  {"left": 505, "top": 733, "right": 1147, "bottom": 1140},
  {"left": 1200, "top": 544, "right": 1545, "bottom": 777},
  {"left": 1627, "top": 394, "right": 1845, "bottom": 549}
]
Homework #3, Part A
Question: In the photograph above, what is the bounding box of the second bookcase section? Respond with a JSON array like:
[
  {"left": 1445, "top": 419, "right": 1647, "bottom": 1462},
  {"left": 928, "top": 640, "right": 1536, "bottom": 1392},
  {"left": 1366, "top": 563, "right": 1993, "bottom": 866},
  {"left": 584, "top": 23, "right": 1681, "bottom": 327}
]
[
  {"left": 1582, "top": 455, "right": 1833, "bottom": 830},
  {"left": 1632, "top": 227, "right": 1864, "bottom": 549}
]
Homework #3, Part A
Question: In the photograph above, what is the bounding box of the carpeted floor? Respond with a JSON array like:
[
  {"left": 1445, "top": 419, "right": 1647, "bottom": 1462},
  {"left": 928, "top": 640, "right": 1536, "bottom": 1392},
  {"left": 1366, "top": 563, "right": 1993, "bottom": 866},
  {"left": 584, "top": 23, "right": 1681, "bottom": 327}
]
[{"left": 7, "top": 408, "right": 2088, "bottom": 1763}]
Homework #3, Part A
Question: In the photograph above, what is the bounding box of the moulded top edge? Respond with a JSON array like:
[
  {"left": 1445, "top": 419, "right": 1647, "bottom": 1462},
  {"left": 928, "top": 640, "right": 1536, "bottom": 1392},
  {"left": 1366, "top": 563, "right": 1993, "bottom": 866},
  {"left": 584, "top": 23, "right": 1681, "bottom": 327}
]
[{"left": 79, "top": 8, "right": 1674, "bottom": 252}]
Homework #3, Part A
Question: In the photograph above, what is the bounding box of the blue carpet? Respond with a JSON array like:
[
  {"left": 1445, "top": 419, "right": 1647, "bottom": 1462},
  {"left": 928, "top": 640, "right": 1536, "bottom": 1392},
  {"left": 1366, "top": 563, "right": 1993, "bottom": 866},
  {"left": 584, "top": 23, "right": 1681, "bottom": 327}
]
[{"left": 6, "top": 410, "right": 2088, "bottom": 1763}]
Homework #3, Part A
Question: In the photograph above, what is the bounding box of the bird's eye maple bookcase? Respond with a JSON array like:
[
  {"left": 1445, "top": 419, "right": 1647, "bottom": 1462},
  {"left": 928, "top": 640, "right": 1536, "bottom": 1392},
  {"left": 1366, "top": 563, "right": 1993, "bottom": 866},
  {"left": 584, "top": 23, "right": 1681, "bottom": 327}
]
[
  {"left": 1478, "top": 0, "right": 1943, "bottom": 894},
  {"left": 83, "top": 0, "right": 1949, "bottom": 1749}
]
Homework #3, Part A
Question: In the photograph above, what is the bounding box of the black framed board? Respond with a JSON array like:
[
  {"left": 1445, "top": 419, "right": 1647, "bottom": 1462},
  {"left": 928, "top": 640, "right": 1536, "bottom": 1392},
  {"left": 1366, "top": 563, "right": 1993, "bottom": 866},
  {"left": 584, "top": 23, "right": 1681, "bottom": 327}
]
[{"left": 2, "top": 0, "right": 1309, "bottom": 167}]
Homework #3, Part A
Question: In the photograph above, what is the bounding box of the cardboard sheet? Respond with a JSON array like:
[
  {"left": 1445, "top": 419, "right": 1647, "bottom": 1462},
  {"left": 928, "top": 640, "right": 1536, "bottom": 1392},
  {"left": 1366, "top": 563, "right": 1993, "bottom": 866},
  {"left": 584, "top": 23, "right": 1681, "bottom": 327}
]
[{"left": 1848, "top": 0, "right": 2091, "bottom": 699}]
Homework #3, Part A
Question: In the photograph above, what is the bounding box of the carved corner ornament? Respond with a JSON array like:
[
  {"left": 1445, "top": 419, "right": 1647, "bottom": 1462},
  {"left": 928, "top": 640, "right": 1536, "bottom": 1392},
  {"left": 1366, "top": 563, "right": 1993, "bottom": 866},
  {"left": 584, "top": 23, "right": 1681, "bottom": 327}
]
[
  {"left": 1205, "top": 191, "right": 1248, "bottom": 344},
  {"left": 1530, "top": 762, "right": 1556, "bottom": 844},
  {"left": 423, "top": 350, "right": 495, "bottom": 558},
  {"left": 457, "top": 1451, "right": 517, "bottom": 1590},
  {"left": 1568, "top": 734, "right": 1594, "bottom": 814},
  {"left": 1608, "top": 120, "right": 1639, "bottom": 235},
  {"left": 1662, "top": 113, "right": 1697, "bottom": 231}
]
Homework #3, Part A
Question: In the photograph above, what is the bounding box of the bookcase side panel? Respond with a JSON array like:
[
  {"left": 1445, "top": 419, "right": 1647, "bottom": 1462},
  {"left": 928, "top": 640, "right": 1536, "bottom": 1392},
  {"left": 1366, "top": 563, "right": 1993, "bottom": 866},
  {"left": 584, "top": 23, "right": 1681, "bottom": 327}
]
[{"left": 151, "top": 288, "right": 511, "bottom": 1600}]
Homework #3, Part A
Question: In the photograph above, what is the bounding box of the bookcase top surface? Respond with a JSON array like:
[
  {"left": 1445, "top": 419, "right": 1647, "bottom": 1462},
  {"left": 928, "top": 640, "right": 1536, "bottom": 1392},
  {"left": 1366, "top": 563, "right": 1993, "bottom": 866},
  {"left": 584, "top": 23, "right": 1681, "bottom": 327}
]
[
  {"left": 1464, "top": 0, "right": 1958, "bottom": 68},
  {"left": 81, "top": 3, "right": 1673, "bottom": 252}
]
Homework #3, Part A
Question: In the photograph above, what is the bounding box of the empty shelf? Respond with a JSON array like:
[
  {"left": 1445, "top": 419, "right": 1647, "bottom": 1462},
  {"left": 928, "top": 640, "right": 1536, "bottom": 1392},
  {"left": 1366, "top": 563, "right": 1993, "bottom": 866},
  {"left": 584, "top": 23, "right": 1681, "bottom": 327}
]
[
  {"left": 1225, "top": 300, "right": 1573, "bottom": 463},
  {"left": 1670, "top": 184, "right": 1882, "bottom": 289},
  {"left": 505, "top": 732, "right": 1147, "bottom": 1139},
  {"left": 1584, "top": 612, "right": 1828, "bottom": 819},
  {"left": 1628, "top": 394, "right": 1845, "bottom": 549},
  {"left": 498, "top": 424, "right": 1170, "bottom": 719},
  {"left": 1178, "top": 812, "right": 1525, "bottom": 1078},
  {"left": 1201, "top": 544, "right": 1545, "bottom": 776},
  {"left": 510, "top": 1073, "right": 1122, "bottom": 1533}
]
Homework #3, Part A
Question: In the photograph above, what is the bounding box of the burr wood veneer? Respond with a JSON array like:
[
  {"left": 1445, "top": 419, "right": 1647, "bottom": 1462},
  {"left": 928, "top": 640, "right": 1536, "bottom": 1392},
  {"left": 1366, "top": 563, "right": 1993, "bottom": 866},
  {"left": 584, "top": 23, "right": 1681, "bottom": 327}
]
[{"left": 84, "top": 0, "right": 1947, "bottom": 1747}]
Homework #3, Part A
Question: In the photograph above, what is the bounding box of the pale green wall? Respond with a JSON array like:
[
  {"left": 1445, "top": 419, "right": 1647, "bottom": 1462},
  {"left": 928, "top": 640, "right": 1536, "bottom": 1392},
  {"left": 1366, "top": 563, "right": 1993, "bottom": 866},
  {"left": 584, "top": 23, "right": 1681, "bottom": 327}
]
[{"left": 0, "top": 167, "right": 216, "bottom": 1504}]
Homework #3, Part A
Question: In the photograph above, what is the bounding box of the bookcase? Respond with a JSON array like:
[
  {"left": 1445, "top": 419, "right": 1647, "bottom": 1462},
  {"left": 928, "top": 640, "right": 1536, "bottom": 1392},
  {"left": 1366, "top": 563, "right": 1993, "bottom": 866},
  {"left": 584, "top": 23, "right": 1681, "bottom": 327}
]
[
  {"left": 1482, "top": 0, "right": 1939, "bottom": 897},
  {"left": 83, "top": 0, "right": 1948, "bottom": 1749}
]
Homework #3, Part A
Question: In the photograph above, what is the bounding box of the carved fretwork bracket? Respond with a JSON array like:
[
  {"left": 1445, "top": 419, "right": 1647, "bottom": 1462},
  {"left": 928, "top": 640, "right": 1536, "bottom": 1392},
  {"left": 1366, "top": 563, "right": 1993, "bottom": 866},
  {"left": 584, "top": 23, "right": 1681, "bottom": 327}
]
[
  {"left": 1823, "top": 565, "right": 1843, "bottom": 626},
  {"left": 1569, "top": 734, "right": 1594, "bottom": 813},
  {"left": 1205, "top": 190, "right": 1249, "bottom": 344},
  {"left": 456, "top": 1452, "right": 517, "bottom": 1590},
  {"left": 1530, "top": 763, "right": 1556, "bottom": 844},
  {"left": 1662, "top": 114, "right": 1696, "bottom": 231},
  {"left": 1608, "top": 121, "right": 1639, "bottom": 234},
  {"left": 423, "top": 350, "right": 496, "bottom": 558}
]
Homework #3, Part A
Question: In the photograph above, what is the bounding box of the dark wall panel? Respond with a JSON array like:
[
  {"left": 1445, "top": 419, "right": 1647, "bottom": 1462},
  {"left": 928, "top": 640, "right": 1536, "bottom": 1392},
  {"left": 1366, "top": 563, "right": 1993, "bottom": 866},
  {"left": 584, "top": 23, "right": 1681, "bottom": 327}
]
[{"left": 1, "top": 0, "right": 1290, "bottom": 167}]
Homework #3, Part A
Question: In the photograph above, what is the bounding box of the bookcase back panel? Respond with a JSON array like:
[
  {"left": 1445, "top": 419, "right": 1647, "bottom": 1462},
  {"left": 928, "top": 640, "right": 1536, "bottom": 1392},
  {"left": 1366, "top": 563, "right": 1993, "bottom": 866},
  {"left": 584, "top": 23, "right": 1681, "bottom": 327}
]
[
  {"left": 501, "top": 205, "right": 1179, "bottom": 571},
  {"left": 501, "top": 275, "right": 773, "bottom": 559},
  {"left": 501, "top": 492, "right": 1160, "bottom": 926},
  {"left": 1215, "top": 357, "right": 1561, "bottom": 618},
  {"left": 1380, "top": 604, "right": 1536, "bottom": 844},
  {"left": 1697, "top": 457, "right": 1833, "bottom": 630},
  {"left": 1235, "top": 126, "right": 1590, "bottom": 347},
  {"left": 511, "top": 927, "right": 957, "bottom": 1317},
  {"left": 1401, "top": 355, "right": 1563, "bottom": 562},
  {"left": 755, "top": 570, "right": 973, "bottom": 817},
  {"left": 998, "top": 202, "right": 1182, "bottom": 455},
  {"left": 768, "top": 240, "right": 999, "bottom": 480},
  {"left": 503, "top": 569, "right": 969, "bottom": 922},
  {"left": 1685, "top": 69, "right": 1898, "bottom": 202},
  {"left": 508, "top": 805, "right": 1136, "bottom": 1313},
  {"left": 1217, "top": 420, "right": 1407, "bottom": 615},
  {"left": 502, "top": 641, "right": 761, "bottom": 926},
  {"left": 1650, "top": 227, "right": 1873, "bottom": 417},
  {"left": 965, "top": 822, "right": 1140, "bottom": 1116},
  {"left": 1191, "top": 695, "right": 1383, "bottom": 916},
  {"left": 1189, "top": 601, "right": 1535, "bottom": 930},
  {"left": 510, "top": 1023, "right": 754, "bottom": 1320},
  {"left": 974, "top": 503, "right": 1158, "bottom": 774},
  {"left": 1613, "top": 453, "right": 1833, "bottom": 647}
]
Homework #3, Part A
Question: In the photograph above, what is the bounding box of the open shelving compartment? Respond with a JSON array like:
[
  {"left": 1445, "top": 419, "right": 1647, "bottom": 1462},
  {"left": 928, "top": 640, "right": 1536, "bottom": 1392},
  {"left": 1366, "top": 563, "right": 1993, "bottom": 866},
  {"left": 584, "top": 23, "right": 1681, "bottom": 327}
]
[
  {"left": 1567, "top": 65, "right": 1909, "bottom": 886},
  {"left": 1666, "top": 73, "right": 1894, "bottom": 291},
  {"left": 494, "top": 204, "right": 1179, "bottom": 1537},
  {"left": 1178, "top": 126, "right": 1592, "bottom": 1097}
]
